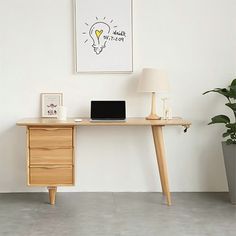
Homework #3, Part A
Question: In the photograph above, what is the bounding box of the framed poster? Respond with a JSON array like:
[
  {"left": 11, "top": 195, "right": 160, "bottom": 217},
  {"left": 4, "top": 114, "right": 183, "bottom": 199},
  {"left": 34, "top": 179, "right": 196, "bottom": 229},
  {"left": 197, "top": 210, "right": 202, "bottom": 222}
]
[
  {"left": 74, "top": 0, "right": 133, "bottom": 73},
  {"left": 41, "top": 93, "right": 63, "bottom": 118}
]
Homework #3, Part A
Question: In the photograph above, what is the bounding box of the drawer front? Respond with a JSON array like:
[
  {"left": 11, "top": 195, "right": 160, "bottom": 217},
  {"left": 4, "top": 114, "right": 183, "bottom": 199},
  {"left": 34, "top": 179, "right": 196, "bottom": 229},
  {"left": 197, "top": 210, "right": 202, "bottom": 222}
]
[
  {"left": 29, "top": 128, "right": 73, "bottom": 148},
  {"left": 29, "top": 166, "right": 73, "bottom": 185},
  {"left": 30, "top": 148, "right": 73, "bottom": 165}
]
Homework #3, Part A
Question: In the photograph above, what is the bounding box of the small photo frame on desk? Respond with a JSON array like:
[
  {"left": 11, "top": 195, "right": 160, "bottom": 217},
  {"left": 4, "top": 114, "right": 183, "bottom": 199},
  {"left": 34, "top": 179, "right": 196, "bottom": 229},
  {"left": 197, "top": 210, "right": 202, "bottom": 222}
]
[{"left": 41, "top": 93, "right": 63, "bottom": 118}]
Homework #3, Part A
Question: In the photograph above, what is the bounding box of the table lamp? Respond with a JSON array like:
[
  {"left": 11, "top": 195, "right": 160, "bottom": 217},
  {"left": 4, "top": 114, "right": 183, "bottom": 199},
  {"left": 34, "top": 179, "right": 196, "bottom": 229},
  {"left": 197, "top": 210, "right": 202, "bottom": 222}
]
[{"left": 138, "top": 68, "right": 169, "bottom": 120}]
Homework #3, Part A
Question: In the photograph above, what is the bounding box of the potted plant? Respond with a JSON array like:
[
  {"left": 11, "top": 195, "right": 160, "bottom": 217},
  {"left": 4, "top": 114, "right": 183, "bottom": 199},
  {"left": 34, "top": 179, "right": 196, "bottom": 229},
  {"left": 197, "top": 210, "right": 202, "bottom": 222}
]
[{"left": 203, "top": 79, "right": 236, "bottom": 204}]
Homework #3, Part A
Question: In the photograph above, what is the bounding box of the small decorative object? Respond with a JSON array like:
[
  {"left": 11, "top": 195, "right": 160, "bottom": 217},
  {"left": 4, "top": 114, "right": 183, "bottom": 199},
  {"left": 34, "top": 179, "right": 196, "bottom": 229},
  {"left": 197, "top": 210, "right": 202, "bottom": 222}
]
[
  {"left": 167, "top": 107, "right": 172, "bottom": 120},
  {"left": 41, "top": 93, "right": 63, "bottom": 118},
  {"left": 57, "top": 106, "right": 67, "bottom": 121},
  {"left": 162, "top": 97, "right": 169, "bottom": 119},
  {"left": 203, "top": 79, "right": 236, "bottom": 204},
  {"left": 138, "top": 68, "right": 170, "bottom": 120},
  {"left": 74, "top": 0, "right": 133, "bottom": 73},
  {"left": 162, "top": 97, "right": 173, "bottom": 120}
]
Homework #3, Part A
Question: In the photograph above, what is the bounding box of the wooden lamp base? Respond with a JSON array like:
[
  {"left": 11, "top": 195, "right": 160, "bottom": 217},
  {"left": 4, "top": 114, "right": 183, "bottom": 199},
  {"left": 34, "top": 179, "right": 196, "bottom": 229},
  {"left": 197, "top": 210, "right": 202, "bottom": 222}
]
[
  {"left": 146, "top": 114, "right": 161, "bottom": 120},
  {"left": 146, "top": 92, "right": 161, "bottom": 120}
]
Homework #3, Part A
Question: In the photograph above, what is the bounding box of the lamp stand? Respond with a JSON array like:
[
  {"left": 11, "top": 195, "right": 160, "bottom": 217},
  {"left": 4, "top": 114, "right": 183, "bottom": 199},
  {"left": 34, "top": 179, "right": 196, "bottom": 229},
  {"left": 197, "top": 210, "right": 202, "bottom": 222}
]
[{"left": 146, "top": 92, "right": 161, "bottom": 120}]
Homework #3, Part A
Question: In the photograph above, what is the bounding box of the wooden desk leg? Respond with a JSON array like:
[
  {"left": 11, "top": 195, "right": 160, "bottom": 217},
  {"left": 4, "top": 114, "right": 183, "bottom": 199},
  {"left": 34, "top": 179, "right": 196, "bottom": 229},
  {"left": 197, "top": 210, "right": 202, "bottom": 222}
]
[
  {"left": 152, "top": 126, "right": 171, "bottom": 206},
  {"left": 47, "top": 186, "right": 57, "bottom": 205}
]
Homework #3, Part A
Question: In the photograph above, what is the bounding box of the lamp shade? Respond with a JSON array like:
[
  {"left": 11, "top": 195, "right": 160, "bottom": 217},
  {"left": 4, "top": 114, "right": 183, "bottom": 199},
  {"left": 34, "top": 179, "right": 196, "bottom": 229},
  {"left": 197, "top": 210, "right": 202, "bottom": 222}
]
[{"left": 138, "top": 68, "right": 169, "bottom": 93}]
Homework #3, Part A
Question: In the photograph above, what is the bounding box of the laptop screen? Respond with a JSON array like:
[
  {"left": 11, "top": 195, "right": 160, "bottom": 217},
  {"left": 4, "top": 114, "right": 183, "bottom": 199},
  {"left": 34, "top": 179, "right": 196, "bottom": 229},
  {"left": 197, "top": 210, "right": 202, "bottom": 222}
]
[{"left": 91, "top": 101, "right": 126, "bottom": 120}]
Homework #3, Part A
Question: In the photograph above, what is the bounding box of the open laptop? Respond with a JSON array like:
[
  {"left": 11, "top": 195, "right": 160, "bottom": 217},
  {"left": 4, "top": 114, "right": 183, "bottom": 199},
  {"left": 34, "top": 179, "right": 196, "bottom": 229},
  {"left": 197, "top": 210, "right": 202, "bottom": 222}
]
[{"left": 90, "top": 101, "right": 126, "bottom": 122}]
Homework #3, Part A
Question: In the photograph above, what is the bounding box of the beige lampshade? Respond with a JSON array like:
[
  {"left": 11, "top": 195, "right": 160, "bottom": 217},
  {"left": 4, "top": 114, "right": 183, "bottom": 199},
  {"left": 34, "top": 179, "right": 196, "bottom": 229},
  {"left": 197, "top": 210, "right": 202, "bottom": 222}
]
[{"left": 138, "top": 68, "right": 169, "bottom": 93}]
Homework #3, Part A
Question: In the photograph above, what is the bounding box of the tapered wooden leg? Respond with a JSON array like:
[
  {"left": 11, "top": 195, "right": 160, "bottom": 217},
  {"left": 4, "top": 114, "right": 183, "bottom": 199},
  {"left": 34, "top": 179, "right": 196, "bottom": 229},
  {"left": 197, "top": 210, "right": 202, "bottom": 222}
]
[
  {"left": 47, "top": 186, "right": 57, "bottom": 205},
  {"left": 152, "top": 126, "right": 171, "bottom": 206}
]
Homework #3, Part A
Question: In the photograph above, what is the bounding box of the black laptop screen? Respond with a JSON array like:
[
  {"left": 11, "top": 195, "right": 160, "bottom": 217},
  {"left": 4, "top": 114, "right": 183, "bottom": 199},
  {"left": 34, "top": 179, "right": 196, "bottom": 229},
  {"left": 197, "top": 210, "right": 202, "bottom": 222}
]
[{"left": 91, "top": 101, "right": 126, "bottom": 120}]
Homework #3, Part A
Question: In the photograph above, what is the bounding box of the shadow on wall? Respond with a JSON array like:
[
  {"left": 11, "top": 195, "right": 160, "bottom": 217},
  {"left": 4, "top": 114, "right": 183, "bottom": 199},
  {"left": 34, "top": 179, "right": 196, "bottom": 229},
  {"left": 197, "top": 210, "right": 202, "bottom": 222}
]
[
  {"left": 198, "top": 125, "right": 228, "bottom": 191},
  {"left": 183, "top": 120, "right": 227, "bottom": 191}
]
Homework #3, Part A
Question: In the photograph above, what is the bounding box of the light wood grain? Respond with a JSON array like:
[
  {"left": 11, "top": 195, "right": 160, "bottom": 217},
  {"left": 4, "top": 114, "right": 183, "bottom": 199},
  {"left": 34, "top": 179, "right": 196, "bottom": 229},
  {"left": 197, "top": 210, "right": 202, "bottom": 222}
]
[
  {"left": 17, "top": 117, "right": 191, "bottom": 127},
  {"left": 26, "top": 128, "right": 30, "bottom": 185},
  {"left": 47, "top": 186, "right": 57, "bottom": 205},
  {"left": 17, "top": 117, "right": 191, "bottom": 206},
  {"left": 146, "top": 92, "right": 161, "bottom": 120},
  {"left": 29, "top": 165, "right": 73, "bottom": 185},
  {"left": 29, "top": 127, "right": 73, "bottom": 148},
  {"left": 30, "top": 148, "right": 73, "bottom": 165},
  {"left": 72, "top": 127, "right": 76, "bottom": 185},
  {"left": 152, "top": 126, "right": 171, "bottom": 206}
]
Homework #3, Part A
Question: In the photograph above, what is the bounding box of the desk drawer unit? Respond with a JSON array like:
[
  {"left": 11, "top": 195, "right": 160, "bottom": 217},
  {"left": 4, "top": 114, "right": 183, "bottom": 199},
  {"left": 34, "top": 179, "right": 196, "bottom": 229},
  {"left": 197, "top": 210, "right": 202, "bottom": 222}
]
[
  {"left": 30, "top": 148, "right": 73, "bottom": 165},
  {"left": 29, "top": 166, "right": 73, "bottom": 185},
  {"left": 28, "top": 127, "right": 74, "bottom": 186},
  {"left": 29, "top": 127, "right": 73, "bottom": 148}
]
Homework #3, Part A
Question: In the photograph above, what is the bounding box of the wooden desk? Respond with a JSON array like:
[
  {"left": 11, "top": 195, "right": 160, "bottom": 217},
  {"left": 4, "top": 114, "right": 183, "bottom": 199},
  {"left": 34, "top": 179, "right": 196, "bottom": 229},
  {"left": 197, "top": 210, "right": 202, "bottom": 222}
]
[{"left": 17, "top": 117, "right": 191, "bottom": 206}]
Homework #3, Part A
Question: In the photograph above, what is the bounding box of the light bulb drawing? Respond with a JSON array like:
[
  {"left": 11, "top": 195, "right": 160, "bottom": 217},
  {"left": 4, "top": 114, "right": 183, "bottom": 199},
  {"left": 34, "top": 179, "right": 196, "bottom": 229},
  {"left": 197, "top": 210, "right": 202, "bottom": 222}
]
[
  {"left": 82, "top": 17, "right": 126, "bottom": 55},
  {"left": 89, "top": 22, "right": 110, "bottom": 55}
]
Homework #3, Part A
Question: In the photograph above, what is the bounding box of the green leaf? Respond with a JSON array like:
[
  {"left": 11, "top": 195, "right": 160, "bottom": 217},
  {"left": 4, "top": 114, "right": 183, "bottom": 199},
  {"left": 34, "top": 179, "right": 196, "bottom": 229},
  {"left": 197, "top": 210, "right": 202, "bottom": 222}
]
[
  {"left": 229, "top": 85, "right": 236, "bottom": 99},
  {"left": 203, "top": 88, "right": 231, "bottom": 99},
  {"left": 225, "top": 124, "right": 236, "bottom": 133},
  {"left": 223, "top": 130, "right": 231, "bottom": 137},
  {"left": 226, "top": 139, "right": 234, "bottom": 145},
  {"left": 231, "top": 79, "right": 236, "bottom": 87},
  {"left": 208, "top": 115, "right": 230, "bottom": 125},
  {"left": 226, "top": 123, "right": 236, "bottom": 128},
  {"left": 204, "top": 79, "right": 236, "bottom": 142},
  {"left": 226, "top": 103, "right": 236, "bottom": 112}
]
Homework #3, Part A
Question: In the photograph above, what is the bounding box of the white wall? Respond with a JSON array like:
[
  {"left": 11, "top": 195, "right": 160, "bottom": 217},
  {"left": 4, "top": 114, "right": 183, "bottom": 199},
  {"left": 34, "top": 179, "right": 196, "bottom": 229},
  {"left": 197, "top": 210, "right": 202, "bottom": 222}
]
[{"left": 0, "top": 0, "right": 236, "bottom": 192}]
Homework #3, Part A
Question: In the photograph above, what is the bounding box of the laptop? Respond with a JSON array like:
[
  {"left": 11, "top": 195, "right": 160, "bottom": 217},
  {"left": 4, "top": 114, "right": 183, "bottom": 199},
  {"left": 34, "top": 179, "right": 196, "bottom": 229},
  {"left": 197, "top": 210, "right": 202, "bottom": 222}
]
[{"left": 90, "top": 101, "right": 126, "bottom": 122}]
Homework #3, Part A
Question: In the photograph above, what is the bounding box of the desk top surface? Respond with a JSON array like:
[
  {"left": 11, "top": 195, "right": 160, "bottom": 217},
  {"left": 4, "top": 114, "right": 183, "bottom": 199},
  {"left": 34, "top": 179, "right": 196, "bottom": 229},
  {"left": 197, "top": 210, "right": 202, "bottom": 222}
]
[{"left": 16, "top": 117, "right": 191, "bottom": 127}]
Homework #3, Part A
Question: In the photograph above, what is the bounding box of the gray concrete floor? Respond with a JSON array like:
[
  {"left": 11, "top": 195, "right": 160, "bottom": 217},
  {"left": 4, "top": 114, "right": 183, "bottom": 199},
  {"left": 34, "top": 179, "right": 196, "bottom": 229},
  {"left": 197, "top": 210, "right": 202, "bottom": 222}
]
[{"left": 0, "top": 193, "right": 236, "bottom": 236}]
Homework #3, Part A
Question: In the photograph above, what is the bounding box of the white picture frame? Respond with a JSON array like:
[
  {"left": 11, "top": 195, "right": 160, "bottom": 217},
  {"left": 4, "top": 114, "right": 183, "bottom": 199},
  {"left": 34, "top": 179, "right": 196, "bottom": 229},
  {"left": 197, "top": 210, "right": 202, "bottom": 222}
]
[
  {"left": 41, "top": 93, "right": 63, "bottom": 118},
  {"left": 74, "top": 0, "right": 133, "bottom": 73}
]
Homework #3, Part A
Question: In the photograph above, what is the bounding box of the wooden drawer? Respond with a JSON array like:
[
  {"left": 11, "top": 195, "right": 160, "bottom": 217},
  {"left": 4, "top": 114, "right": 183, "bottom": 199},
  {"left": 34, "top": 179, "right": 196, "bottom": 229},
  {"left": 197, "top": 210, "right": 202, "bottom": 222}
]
[
  {"left": 29, "top": 127, "right": 73, "bottom": 148},
  {"left": 30, "top": 148, "right": 73, "bottom": 165},
  {"left": 29, "top": 166, "right": 73, "bottom": 185}
]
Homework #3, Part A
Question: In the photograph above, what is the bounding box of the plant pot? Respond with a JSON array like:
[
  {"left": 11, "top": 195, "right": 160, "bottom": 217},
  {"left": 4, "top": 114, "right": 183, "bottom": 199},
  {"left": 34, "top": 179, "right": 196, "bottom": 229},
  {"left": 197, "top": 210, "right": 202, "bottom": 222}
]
[{"left": 222, "top": 142, "right": 236, "bottom": 204}]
